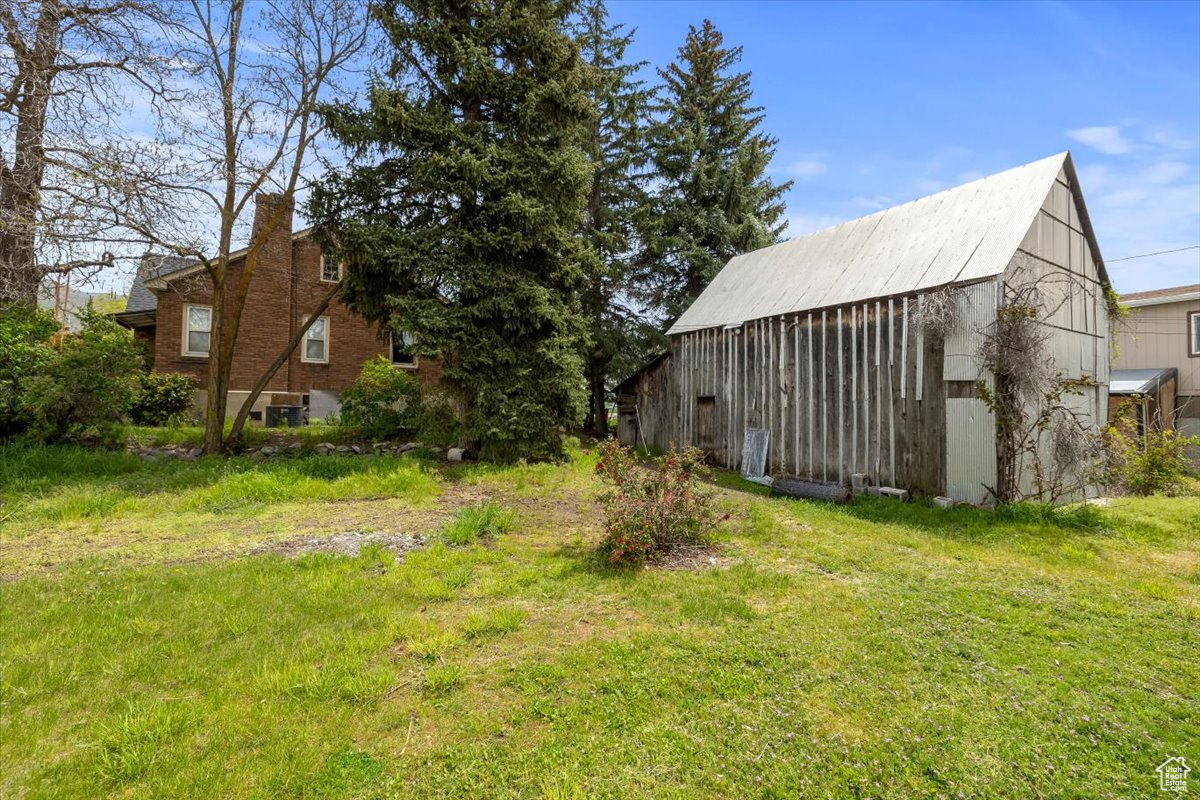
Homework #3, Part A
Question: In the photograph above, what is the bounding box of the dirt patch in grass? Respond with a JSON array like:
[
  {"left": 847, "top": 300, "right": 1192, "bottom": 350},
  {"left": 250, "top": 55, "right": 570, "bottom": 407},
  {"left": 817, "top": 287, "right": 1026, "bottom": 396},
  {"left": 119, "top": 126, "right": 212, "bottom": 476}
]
[
  {"left": 258, "top": 530, "right": 429, "bottom": 559},
  {"left": 653, "top": 543, "right": 733, "bottom": 571}
]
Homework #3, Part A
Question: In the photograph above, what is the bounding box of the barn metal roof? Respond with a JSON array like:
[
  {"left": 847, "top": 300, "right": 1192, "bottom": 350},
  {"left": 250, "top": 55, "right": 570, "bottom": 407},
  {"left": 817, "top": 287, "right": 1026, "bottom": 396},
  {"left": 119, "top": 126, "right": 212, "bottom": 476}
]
[{"left": 670, "top": 152, "right": 1101, "bottom": 334}]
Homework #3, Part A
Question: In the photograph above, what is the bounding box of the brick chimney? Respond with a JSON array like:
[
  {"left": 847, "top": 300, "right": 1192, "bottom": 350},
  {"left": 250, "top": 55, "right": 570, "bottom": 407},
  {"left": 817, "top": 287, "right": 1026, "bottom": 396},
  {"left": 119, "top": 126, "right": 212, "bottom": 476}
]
[{"left": 251, "top": 192, "right": 294, "bottom": 271}]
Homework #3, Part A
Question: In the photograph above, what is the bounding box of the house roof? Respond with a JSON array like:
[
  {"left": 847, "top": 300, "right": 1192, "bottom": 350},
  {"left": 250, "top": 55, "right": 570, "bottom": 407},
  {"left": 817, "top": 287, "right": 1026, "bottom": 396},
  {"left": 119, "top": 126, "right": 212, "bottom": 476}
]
[
  {"left": 141, "top": 227, "right": 314, "bottom": 290},
  {"left": 1120, "top": 283, "right": 1200, "bottom": 307},
  {"left": 113, "top": 254, "right": 196, "bottom": 327},
  {"left": 1109, "top": 367, "right": 1178, "bottom": 395},
  {"left": 615, "top": 352, "right": 671, "bottom": 394},
  {"left": 669, "top": 151, "right": 1106, "bottom": 334},
  {"left": 114, "top": 226, "right": 318, "bottom": 326}
]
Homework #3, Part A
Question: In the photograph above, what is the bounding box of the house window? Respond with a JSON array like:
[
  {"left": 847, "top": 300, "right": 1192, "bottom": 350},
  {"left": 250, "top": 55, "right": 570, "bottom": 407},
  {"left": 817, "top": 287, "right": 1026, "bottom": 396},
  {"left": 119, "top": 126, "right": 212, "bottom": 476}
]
[
  {"left": 302, "top": 316, "right": 329, "bottom": 363},
  {"left": 182, "top": 304, "right": 211, "bottom": 356},
  {"left": 390, "top": 330, "right": 417, "bottom": 368},
  {"left": 1190, "top": 311, "right": 1200, "bottom": 357},
  {"left": 319, "top": 255, "right": 342, "bottom": 283}
]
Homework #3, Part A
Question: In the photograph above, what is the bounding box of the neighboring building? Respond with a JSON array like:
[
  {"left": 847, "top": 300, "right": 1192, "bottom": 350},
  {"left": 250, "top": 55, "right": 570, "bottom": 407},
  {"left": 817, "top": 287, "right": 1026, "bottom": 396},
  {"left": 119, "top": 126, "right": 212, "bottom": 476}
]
[
  {"left": 618, "top": 152, "right": 1112, "bottom": 505},
  {"left": 115, "top": 193, "right": 441, "bottom": 423},
  {"left": 1112, "top": 284, "right": 1200, "bottom": 436},
  {"left": 1107, "top": 368, "right": 1178, "bottom": 435}
]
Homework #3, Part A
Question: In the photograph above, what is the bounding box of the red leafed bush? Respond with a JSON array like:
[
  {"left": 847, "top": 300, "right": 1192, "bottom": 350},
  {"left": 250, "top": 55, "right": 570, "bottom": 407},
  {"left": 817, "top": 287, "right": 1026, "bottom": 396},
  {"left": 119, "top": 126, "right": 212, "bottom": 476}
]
[{"left": 594, "top": 439, "right": 725, "bottom": 565}]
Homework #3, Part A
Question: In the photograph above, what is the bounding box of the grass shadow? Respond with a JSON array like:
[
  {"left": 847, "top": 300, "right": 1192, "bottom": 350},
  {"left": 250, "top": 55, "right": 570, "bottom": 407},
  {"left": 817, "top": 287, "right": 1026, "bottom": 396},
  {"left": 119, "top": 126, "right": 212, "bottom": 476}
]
[
  {"left": 832, "top": 494, "right": 1112, "bottom": 545},
  {"left": 0, "top": 443, "right": 439, "bottom": 523}
]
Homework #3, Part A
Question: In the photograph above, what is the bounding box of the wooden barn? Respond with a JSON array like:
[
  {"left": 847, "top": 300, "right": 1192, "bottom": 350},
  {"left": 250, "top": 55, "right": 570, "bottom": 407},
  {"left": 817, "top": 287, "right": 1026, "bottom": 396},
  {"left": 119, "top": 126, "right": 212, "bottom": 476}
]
[{"left": 618, "top": 152, "right": 1113, "bottom": 504}]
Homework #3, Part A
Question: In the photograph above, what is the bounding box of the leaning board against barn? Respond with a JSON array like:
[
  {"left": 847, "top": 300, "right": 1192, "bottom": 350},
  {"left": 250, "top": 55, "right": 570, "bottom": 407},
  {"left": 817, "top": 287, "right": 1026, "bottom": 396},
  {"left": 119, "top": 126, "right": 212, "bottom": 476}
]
[{"left": 620, "top": 152, "right": 1111, "bottom": 505}]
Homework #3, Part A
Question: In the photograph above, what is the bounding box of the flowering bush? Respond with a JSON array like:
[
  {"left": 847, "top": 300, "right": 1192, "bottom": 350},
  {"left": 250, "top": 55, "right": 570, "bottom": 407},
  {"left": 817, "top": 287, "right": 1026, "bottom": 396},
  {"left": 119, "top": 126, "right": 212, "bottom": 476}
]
[{"left": 593, "top": 439, "right": 726, "bottom": 565}]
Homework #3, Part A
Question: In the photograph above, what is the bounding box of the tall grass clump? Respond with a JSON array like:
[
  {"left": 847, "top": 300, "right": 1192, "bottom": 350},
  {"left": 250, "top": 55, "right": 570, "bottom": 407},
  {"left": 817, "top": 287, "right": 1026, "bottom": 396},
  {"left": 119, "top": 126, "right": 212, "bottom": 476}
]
[{"left": 443, "top": 502, "right": 515, "bottom": 546}]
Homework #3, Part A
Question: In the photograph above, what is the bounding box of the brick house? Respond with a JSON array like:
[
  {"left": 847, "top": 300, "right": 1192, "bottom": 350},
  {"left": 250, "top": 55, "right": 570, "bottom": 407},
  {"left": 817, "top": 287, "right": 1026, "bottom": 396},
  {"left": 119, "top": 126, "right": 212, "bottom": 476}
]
[{"left": 115, "top": 193, "right": 441, "bottom": 423}]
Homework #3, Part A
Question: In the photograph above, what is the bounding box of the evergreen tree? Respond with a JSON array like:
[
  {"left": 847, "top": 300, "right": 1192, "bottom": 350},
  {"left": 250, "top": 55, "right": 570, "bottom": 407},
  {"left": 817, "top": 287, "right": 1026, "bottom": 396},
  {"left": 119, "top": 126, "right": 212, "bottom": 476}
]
[
  {"left": 639, "top": 19, "right": 791, "bottom": 324},
  {"left": 309, "top": 0, "right": 594, "bottom": 462},
  {"left": 572, "top": 0, "right": 652, "bottom": 436}
]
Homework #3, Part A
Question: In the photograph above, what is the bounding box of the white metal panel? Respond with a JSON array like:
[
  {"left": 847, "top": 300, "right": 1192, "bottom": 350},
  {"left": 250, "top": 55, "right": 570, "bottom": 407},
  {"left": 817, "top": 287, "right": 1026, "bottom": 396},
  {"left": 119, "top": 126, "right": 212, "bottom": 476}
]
[
  {"left": 670, "top": 153, "right": 1075, "bottom": 334},
  {"left": 309, "top": 390, "right": 341, "bottom": 421},
  {"left": 945, "top": 398, "right": 997, "bottom": 505}
]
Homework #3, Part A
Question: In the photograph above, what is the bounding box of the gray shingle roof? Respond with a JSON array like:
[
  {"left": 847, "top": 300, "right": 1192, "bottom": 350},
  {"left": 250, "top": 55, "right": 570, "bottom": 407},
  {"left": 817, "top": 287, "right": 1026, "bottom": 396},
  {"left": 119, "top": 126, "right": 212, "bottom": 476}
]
[{"left": 124, "top": 254, "right": 196, "bottom": 314}]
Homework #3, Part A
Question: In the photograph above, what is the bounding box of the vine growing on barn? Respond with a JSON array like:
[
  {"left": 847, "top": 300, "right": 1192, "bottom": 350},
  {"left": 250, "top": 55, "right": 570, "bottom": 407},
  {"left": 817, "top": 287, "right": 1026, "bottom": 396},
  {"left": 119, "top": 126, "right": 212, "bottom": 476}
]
[{"left": 976, "top": 277, "right": 1105, "bottom": 503}]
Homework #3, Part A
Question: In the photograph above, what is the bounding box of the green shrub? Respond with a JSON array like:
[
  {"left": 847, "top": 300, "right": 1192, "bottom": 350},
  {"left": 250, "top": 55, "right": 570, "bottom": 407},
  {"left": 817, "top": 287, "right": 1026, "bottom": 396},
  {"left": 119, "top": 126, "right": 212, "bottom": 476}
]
[
  {"left": 0, "top": 305, "right": 59, "bottom": 439},
  {"left": 1107, "top": 425, "right": 1199, "bottom": 495},
  {"left": 130, "top": 372, "right": 196, "bottom": 426},
  {"left": 338, "top": 355, "right": 422, "bottom": 440},
  {"left": 9, "top": 308, "right": 144, "bottom": 443},
  {"left": 417, "top": 392, "right": 462, "bottom": 447},
  {"left": 443, "top": 502, "right": 515, "bottom": 546},
  {"left": 594, "top": 439, "right": 726, "bottom": 565}
]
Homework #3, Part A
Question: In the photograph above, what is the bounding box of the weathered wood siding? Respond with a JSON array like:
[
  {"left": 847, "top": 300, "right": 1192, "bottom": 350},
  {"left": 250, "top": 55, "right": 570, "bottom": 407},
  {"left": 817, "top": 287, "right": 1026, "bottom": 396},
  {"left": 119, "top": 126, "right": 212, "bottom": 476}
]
[
  {"left": 616, "top": 357, "right": 672, "bottom": 450},
  {"left": 635, "top": 294, "right": 949, "bottom": 497}
]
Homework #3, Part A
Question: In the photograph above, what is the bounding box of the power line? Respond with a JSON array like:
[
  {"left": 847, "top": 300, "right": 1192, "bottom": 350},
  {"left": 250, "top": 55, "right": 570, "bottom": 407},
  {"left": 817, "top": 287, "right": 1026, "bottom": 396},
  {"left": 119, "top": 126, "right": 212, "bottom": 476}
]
[{"left": 1107, "top": 245, "right": 1200, "bottom": 263}]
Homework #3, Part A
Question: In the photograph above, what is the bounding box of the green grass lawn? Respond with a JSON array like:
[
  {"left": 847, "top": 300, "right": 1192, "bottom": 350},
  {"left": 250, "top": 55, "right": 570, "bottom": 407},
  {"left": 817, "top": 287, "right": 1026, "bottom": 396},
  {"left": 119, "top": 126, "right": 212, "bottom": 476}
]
[{"left": 1, "top": 442, "right": 1197, "bottom": 799}]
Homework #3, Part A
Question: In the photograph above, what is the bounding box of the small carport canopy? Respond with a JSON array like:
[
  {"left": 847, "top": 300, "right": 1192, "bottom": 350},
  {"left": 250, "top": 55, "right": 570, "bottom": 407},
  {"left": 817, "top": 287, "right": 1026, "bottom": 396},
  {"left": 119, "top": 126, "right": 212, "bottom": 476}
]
[{"left": 1108, "top": 368, "right": 1178, "bottom": 432}]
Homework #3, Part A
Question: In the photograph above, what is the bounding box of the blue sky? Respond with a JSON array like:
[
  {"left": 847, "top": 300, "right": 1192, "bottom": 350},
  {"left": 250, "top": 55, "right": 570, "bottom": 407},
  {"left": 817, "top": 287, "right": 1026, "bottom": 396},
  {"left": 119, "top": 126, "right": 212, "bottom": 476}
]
[{"left": 609, "top": 0, "right": 1200, "bottom": 292}]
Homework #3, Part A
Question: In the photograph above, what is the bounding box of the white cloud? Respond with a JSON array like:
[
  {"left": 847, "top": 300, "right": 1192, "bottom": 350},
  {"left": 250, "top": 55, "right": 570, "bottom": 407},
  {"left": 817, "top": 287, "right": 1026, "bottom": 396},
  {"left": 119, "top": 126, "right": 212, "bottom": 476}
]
[
  {"left": 1140, "top": 160, "right": 1190, "bottom": 185},
  {"left": 1067, "top": 125, "right": 1134, "bottom": 155},
  {"left": 848, "top": 195, "right": 893, "bottom": 212},
  {"left": 1144, "top": 125, "right": 1193, "bottom": 152},
  {"left": 782, "top": 210, "right": 844, "bottom": 238},
  {"left": 786, "top": 156, "right": 828, "bottom": 179}
]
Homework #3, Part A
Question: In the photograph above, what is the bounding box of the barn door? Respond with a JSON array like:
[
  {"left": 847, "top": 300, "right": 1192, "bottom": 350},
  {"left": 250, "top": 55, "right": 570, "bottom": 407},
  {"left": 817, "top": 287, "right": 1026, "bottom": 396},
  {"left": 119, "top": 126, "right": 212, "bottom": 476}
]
[{"left": 696, "top": 396, "right": 716, "bottom": 453}]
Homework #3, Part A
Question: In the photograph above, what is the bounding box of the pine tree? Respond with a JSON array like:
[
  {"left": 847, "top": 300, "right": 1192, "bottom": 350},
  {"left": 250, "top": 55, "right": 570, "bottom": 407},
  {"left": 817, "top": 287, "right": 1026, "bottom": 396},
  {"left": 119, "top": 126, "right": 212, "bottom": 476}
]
[
  {"left": 309, "top": 0, "right": 594, "bottom": 462},
  {"left": 639, "top": 19, "right": 791, "bottom": 324},
  {"left": 572, "top": 0, "right": 652, "bottom": 436}
]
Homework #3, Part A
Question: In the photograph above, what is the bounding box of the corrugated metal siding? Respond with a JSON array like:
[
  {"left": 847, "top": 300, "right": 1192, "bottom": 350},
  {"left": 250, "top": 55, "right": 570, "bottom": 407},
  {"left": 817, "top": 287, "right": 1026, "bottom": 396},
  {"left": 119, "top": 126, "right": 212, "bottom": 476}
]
[
  {"left": 671, "top": 153, "right": 1073, "bottom": 334},
  {"left": 942, "top": 280, "right": 999, "bottom": 503},
  {"left": 945, "top": 397, "right": 996, "bottom": 505},
  {"left": 943, "top": 280, "right": 998, "bottom": 381}
]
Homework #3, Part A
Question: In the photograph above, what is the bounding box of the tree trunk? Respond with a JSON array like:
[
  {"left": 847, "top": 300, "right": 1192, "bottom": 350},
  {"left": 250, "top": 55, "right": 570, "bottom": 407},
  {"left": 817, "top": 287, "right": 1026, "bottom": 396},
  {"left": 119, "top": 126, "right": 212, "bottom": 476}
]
[
  {"left": 202, "top": 289, "right": 231, "bottom": 453},
  {"left": 584, "top": 354, "right": 609, "bottom": 438},
  {"left": 0, "top": 0, "right": 60, "bottom": 308},
  {"left": 225, "top": 283, "right": 341, "bottom": 446}
]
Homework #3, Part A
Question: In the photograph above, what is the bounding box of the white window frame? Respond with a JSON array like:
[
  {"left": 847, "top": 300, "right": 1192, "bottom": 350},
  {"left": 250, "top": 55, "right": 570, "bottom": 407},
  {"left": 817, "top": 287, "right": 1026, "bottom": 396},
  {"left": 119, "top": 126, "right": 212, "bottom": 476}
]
[
  {"left": 390, "top": 330, "right": 418, "bottom": 369},
  {"left": 1189, "top": 311, "right": 1200, "bottom": 358},
  {"left": 181, "top": 303, "right": 212, "bottom": 357},
  {"left": 301, "top": 315, "right": 330, "bottom": 364},
  {"left": 319, "top": 255, "right": 342, "bottom": 283}
]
